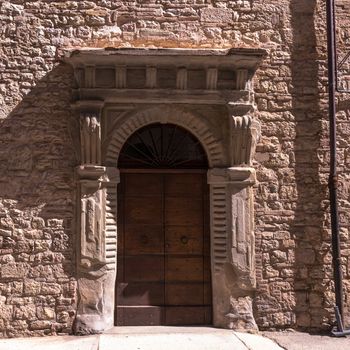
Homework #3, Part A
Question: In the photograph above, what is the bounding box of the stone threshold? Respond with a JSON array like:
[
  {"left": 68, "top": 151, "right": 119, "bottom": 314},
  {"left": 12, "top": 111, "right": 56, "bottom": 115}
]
[{"left": 0, "top": 327, "right": 283, "bottom": 350}]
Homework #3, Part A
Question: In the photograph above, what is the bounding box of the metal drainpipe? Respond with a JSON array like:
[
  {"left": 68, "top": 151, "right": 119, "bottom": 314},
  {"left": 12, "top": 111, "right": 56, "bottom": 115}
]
[{"left": 326, "top": 0, "right": 345, "bottom": 333}]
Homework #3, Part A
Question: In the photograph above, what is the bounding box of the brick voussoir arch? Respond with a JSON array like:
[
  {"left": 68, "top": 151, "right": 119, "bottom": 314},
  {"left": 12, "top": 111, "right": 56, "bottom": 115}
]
[{"left": 104, "top": 106, "right": 225, "bottom": 167}]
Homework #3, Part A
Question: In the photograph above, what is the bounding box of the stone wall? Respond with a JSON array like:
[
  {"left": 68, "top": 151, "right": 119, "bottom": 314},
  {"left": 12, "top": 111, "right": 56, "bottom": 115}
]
[{"left": 0, "top": 0, "right": 350, "bottom": 337}]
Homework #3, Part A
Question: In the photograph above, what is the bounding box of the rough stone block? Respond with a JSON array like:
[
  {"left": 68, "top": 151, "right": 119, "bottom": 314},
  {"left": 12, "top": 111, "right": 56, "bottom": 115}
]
[
  {"left": 14, "top": 304, "right": 36, "bottom": 320},
  {"left": 24, "top": 280, "right": 41, "bottom": 296},
  {"left": 29, "top": 320, "right": 52, "bottom": 330},
  {"left": 36, "top": 306, "right": 55, "bottom": 320},
  {"left": 41, "top": 283, "right": 61, "bottom": 295},
  {"left": 1, "top": 263, "right": 28, "bottom": 279},
  {"left": 200, "top": 8, "right": 233, "bottom": 24}
]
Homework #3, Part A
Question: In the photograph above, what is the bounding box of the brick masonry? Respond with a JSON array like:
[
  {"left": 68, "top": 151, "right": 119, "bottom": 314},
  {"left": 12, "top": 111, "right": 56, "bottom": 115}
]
[{"left": 1, "top": 0, "right": 350, "bottom": 337}]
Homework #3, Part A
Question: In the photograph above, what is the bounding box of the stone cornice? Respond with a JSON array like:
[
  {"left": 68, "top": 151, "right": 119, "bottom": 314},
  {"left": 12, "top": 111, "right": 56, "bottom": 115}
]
[{"left": 61, "top": 47, "right": 266, "bottom": 69}]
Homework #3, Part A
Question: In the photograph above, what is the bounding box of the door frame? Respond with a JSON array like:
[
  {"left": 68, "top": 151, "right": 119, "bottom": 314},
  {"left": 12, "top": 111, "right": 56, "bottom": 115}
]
[{"left": 73, "top": 105, "right": 259, "bottom": 334}]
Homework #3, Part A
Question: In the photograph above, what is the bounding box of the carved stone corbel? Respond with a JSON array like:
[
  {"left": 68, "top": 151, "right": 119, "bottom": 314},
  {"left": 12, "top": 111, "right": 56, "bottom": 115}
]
[
  {"left": 208, "top": 167, "right": 257, "bottom": 331},
  {"left": 230, "top": 115, "right": 261, "bottom": 166}
]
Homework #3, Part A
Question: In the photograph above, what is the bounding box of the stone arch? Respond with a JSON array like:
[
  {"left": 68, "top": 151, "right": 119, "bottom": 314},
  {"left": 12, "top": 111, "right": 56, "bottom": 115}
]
[{"left": 104, "top": 105, "right": 226, "bottom": 168}]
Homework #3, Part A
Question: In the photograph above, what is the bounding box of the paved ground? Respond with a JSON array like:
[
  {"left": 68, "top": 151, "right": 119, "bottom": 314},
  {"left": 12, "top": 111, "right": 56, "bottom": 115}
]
[
  {"left": 264, "top": 331, "right": 350, "bottom": 350},
  {"left": 0, "top": 327, "right": 283, "bottom": 350},
  {"left": 1, "top": 327, "right": 350, "bottom": 349}
]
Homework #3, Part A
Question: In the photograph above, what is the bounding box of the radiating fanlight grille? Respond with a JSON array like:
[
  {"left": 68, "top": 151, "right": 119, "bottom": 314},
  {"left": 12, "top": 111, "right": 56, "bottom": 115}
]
[{"left": 118, "top": 123, "right": 208, "bottom": 168}]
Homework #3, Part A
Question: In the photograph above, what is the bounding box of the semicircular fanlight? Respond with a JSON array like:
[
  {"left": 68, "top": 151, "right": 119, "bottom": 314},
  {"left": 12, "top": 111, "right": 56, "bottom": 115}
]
[{"left": 118, "top": 123, "right": 208, "bottom": 169}]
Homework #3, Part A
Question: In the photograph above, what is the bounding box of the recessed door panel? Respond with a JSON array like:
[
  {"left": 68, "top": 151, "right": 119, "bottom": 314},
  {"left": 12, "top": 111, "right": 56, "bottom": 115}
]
[
  {"left": 164, "top": 197, "right": 203, "bottom": 226},
  {"left": 124, "top": 256, "right": 164, "bottom": 282},
  {"left": 125, "top": 197, "right": 162, "bottom": 225},
  {"left": 125, "top": 224, "right": 164, "bottom": 255},
  {"left": 165, "top": 257, "right": 203, "bottom": 282},
  {"left": 165, "top": 225, "right": 203, "bottom": 255},
  {"left": 117, "top": 282, "right": 165, "bottom": 306}
]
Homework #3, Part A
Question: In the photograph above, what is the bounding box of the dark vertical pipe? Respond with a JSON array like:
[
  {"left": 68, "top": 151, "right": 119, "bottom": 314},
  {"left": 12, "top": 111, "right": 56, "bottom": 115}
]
[{"left": 326, "top": 0, "right": 344, "bottom": 325}]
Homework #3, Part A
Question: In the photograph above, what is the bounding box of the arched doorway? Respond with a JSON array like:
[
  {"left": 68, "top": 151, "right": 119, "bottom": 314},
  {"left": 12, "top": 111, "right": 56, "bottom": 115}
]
[{"left": 115, "top": 123, "right": 212, "bottom": 326}]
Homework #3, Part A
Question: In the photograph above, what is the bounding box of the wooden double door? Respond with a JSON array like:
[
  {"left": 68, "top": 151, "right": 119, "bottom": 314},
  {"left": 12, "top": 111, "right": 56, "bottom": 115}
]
[{"left": 115, "top": 171, "right": 212, "bottom": 326}]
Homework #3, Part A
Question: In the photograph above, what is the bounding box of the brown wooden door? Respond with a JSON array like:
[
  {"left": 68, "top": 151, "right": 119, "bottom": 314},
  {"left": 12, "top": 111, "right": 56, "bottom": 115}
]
[{"left": 115, "top": 171, "right": 212, "bottom": 326}]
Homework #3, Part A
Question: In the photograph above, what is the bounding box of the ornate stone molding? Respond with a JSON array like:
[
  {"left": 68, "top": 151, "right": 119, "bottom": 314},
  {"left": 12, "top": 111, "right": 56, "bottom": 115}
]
[
  {"left": 104, "top": 105, "right": 226, "bottom": 167},
  {"left": 208, "top": 167, "right": 257, "bottom": 330}
]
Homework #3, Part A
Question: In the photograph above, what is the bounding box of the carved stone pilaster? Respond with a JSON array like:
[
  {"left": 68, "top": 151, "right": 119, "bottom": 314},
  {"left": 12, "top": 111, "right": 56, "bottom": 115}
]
[
  {"left": 74, "top": 164, "right": 120, "bottom": 335},
  {"left": 77, "top": 165, "right": 107, "bottom": 272},
  {"left": 208, "top": 167, "right": 257, "bottom": 331},
  {"left": 230, "top": 115, "right": 261, "bottom": 166}
]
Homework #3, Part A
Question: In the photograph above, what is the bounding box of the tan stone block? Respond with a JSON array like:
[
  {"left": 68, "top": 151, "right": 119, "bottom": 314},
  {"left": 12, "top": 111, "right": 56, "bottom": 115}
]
[
  {"left": 0, "top": 303, "right": 13, "bottom": 322},
  {"left": 264, "top": 265, "right": 279, "bottom": 278},
  {"left": 24, "top": 279, "right": 41, "bottom": 296},
  {"left": 57, "top": 311, "right": 70, "bottom": 323},
  {"left": 31, "top": 217, "right": 45, "bottom": 229},
  {"left": 0, "top": 229, "right": 12, "bottom": 237},
  {"left": 281, "top": 268, "right": 294, "bottom": 278},
  {"left": 14, "top": 304, "right": 36, "bottom": 320},
  {"left": 37, "top": 306, "right": 55, "bottom": 320},
  {"left": 29, "top": 320, "right": 52, "bottom": 330},
  {"left": 200, "top": 8, "right": 233, "bottom": 24},
  {"left": 1, "top": 263, "right": 28, "bottom": 279},
  {"left": 41, "top": 282, "right": 61, "bottom": 295},
  {"left": 271, "top": 250, "right": 287, "bottom": 264}
]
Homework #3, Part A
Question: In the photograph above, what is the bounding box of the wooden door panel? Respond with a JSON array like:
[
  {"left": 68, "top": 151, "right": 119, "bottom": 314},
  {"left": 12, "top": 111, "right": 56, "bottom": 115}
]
[
  {"left": 165, "top": 306, "right": 211, "bottom": 325},
  {"left": 165, "top": 283, "right": 204, "bottom": 305},
  {"left": 116, "top": 306, "right": 164, "bottom": 326},
  {"left": 124, "top": 256, "right": 164, "bottom": 282},
  {"left": 165, "top": 225, "right": 203, "bottom": 255},
  {"left": 203, "top": 258, "right": 211, "bottom": 282},
  {"left": 165, "top": 257, "right": 203, "bottom": 282},
  {"left": 164, "top": 197, "right": 202, "bottom": 226},
  {"left": 204, "top": 282, "right": 212, "bottom": 305},
  {"left": 164, "top": 174, "right": 203, "bottom": 197},
  {"left": 117, "top": 282, "right": 164, "bottom": 306},
  {"left": 125, "top": 197, "right": 162, "bottom": 224},
  {"left": 125, "top": 173, "right": 163, "bottom": 196},
  {"left": 125, "top": 224, "right": 164, "bottom": 255},
  {"left": 116, "top": 172, "right": 212, "bottom": 326}
]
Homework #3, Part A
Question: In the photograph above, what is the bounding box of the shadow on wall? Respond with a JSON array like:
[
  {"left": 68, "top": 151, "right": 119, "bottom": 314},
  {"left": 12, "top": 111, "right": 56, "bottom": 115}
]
[
  {"left": 0, "top": 63, "right": 78, "bottom": 337},
  {"left": 290, "top": 0, "right": 333, "bottom": 331}
]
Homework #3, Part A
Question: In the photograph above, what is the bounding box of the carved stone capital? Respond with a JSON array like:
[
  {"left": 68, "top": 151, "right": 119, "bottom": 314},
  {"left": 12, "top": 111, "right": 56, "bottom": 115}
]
[
  {"left": 229, "top": 114, "right": 261, "bottom": 166},
  {"left": 72, "top": 101, "right": 104, "bottom": 165},
  {"left": 208, "top": 167, "right": 256, "bottom": 185}
]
